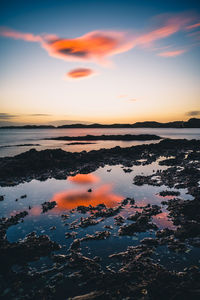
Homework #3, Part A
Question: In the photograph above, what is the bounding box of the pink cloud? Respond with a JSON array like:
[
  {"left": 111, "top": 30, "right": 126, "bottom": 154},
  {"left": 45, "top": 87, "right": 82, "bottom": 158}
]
[
  {"left": 186, "top": 22, "right": 200, "bottom": 30},
  {"left": 158, "top": 49, "right": 186, "bottom": 57},
  {"left": 0, "top": 13, "right": 198, "bottom": 69},
  {"left": 0, "top": 27, "right": 42, "bottom": 42},
  {"left": 135, "top": 15, "right": 193, "bottom": 48}
]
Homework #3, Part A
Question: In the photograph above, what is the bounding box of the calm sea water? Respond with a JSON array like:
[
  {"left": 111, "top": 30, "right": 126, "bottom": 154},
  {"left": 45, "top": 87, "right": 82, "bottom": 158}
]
[
  {"left": 0, "top": 127, "right": 199, "bottom": 157},
  {"left": 0, "top": 161, "right": 197, "bottom": 271}
]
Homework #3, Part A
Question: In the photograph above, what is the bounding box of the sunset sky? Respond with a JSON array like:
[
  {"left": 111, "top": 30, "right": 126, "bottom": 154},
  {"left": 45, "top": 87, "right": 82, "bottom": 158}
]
[{"left": 0, "top": 0, "right": 200, "bottom": 125}]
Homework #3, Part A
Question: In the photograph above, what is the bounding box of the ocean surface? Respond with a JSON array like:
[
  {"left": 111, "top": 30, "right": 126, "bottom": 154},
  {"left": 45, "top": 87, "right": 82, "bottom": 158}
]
[{"left": 0, "top": 127, "right": 199, "bottom": 157}]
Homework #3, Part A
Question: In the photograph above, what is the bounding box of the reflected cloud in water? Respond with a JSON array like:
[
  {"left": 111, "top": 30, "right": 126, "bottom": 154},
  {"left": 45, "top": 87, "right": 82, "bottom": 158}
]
[
  {"left": 152, "top": 212, "right": 176, "bottom": 229},
  {"left": 51, "top": 184, "right": 123, "bottom": 210},
  {"left": 68, "top": 173, "right": 99, "bottom": 184}
]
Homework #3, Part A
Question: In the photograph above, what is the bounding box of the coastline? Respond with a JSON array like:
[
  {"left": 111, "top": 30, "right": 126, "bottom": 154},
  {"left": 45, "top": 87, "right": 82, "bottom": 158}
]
[{"left": 0, "top": 138, "right": 200, "bottom": 299}]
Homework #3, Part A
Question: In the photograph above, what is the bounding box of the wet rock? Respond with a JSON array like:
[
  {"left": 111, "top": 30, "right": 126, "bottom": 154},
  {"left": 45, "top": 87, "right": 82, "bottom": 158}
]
[
  {"left": 61, "top": 214, "right": 70, "bottom": 220},
  {"left": 20, "top": 194, "right": 27, "bottom": 199},
  {"left": 70, "top": 239, "right": 81, "bottom": 251},
  {"left": 156, "top": 228, "right": 174, "bottom": 238},
  {"left": 121, "top": 198, "right": 129, "bottom": 206},
  {"left": 79, "top": 216, "right": 102, "bottom": 228},
  {"left": 104, "top": 225, "right": 113, "bottom": 229},
  {"left": 168, "top": 240, "right": 188, "bottom": 253},
  {"left": 114, "top": 215, "right": 125, "bottom": 225},
  {"left": 50, "top": 226, "right": 56, "bottom": 230},
  {"left": 0, "top": 210, "right": 28, "bottom": 232},
  {"left": 1, "top": 138, "right": 200, "bottom": 186},
  {"left": 42, "top": 201, "right": 57, "bottom": 213},
  {"left": 81, "top": 231, "right": 111, "bottom": 241},
  {"left": 159, "top": 190, "right": 180, "bottom": 197},
  {"left": 118, "top": 220, "right": 157, "bottom": 236},
  {"left": 68, "top": 290, "right": 105, "bottom": 299},
  {"left": 65, "top": 231, "right": 77, "bottom": 239},
  {"left": 123, "top": 168, "right": 132, "bottom": 173},
  {"left": 0, "top": 231, "right": 60, "bottom": 270},
  {"left": 141, "top": 237, "right": 158, "bottom": 246},
  {"left": 52, "top": 254, "right": 69, "bottom": 263},
  {"left": 77, "top": 206, "right": 90, "bottom": 214}
]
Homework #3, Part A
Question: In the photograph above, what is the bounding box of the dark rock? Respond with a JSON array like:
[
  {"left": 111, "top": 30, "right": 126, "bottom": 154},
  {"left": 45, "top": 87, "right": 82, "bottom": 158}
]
[{"left": 42, "top": 201, "right": 57, "bottom": 213}]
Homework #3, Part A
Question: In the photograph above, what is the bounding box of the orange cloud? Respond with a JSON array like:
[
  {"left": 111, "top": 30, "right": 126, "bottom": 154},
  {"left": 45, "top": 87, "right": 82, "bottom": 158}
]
[
  {"left": 51, "top": 184, "right": 123, "bottom": 210},
  {"left": 0, "top": 14, "right": 198, "bottom": 69},
  {"left": 42, "top": 31, "right": 134, "bottom": 65},
  {"left": 158, "top": 49, "right": 186, "bottom": 57},
  {"left": 67, "top": 68, "right": 95, "bottom": 79},
  {"left": 68, "top": 173, "right": 99, "bottom": 184}
]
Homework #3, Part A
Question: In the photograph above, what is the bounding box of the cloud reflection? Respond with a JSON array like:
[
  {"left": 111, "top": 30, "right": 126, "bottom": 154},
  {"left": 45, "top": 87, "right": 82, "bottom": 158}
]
[
  {"left": 51, "top": 184, "right": 123, "bottom": 210},
  {"left": 68, "top": 173, "right": 100, "bottom": 184}
]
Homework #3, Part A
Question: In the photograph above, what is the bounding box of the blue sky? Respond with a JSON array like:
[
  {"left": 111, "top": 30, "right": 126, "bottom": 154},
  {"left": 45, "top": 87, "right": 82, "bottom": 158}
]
[{"left": 0, "top": 0, "right": 200, "bottom": 125}]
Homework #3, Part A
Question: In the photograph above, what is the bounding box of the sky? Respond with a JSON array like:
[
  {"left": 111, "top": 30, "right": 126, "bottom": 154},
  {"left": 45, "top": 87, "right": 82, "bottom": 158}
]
[{"left": 0, "top": 0, "right": 200, "bottom": 125}]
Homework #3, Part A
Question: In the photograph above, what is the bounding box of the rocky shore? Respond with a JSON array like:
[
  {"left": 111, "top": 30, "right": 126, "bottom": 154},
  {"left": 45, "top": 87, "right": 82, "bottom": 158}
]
[
  {"left": 45, "top": 133, "right": 162, "bottom": 141},
  {"left": 0, "top": 138, "right": 200, "bottom": 186},
  {"left": 0, "top": 138, "right": 200, "bottom": 299}
]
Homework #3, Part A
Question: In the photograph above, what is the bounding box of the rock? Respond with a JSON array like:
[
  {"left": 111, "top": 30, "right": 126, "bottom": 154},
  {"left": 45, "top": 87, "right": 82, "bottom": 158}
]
[
  {"left": 68, "top": 290, "right": 104, "bottom": 299},
  {"left": 65, "top": 231, "right": 77, "bottom": 239},
  {"left": 70, "top": 239, "right": 81, "bottom": 251},
  {"left": 20, "top": 194, "right": 27, "bottom": 199},
  {"left": 81, "top": 231, "right": 111, "bottom": 241},
  {"left": 50, "top": 226, "right": 56, "bottom": 230},
  {"left": 114, "top": 215, "right": 125, "bottom": 225},
  {"left": 41, "top": 201, "right": 56, "bottom": 212},
  {"left": 141, "top": 237, "right": 158, "bottom": 246},
  {"left": 159, "top": 190, "right": 180, "bottom": 197}
]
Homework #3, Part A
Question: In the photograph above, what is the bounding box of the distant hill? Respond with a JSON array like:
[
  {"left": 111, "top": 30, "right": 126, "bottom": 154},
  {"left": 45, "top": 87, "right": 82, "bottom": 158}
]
[{"left": 0, "top": 118, "right": 199, "bottom": 129}]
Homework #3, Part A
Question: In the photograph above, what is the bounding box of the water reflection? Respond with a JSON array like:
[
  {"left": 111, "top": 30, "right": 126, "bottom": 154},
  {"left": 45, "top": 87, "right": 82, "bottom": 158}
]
[
  {"left": 51, "top": 184, "right": 123, "bottom": 210},
  {"left": 68, "top": 173, "right": 99, "bottom": 184},
  {"left": 152, "top": 212, "right": 175, "bottom": 229}
]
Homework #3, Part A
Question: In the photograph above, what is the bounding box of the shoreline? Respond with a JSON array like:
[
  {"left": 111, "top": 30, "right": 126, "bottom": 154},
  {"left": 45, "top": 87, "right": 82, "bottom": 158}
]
[
  {"left": 0, "top": 138, "right": 200, "bottom": 186},
  {"left": 0, "top": 138, "right": 200, "bottom": 299}
]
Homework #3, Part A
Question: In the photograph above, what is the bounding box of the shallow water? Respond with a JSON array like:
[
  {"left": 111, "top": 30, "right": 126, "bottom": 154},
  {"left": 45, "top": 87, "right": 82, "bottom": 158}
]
[
  {"left": 1, "top": 160, "right": 198, "bottom": 272},
  {"left": 0, "top": 127, "right": 199, "bottom": 157}
]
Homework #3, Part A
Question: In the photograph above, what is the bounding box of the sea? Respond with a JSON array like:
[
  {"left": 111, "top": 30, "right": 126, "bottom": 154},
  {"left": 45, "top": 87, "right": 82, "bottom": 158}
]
[{"left": 0, "top": 127, "right": 199, "bottom": 157}]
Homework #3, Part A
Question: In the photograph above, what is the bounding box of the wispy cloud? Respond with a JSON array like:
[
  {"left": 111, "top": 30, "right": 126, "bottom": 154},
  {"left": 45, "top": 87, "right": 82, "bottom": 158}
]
[
  {"left": 0, "top": 113, "right": 17, "bottom": 119},
  {"left": 118, "top": 94, "right": 129, "bottom": 98},
  {"left": 27, "top": 114, "right": 52, "bottom": 117},
  {"left": 0, "top": 12, "right": 199, "bottom": 79},
  {"left": 128, "top": 98, "right": 137, "bottom": 102},
  {"left": 0, "top": 27, "right": 42, "bottom": 42},
  {"left": 118, "top": 95, "right": 138, "bottom": 102},
  {"left": 66, "top": 68, "right": 95, "bottom": 79},
  {"left": 158, "top": 49, "right": 186, "bottom": 57},
  {"left": 186, "top": 22, "right": 200, "bottom": 30},
  {"left": 186, "top": 110, "right": 200, "bottom": 117},
  {"left": 135, "top": 15, "right": 191, "bottom": 48}
]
